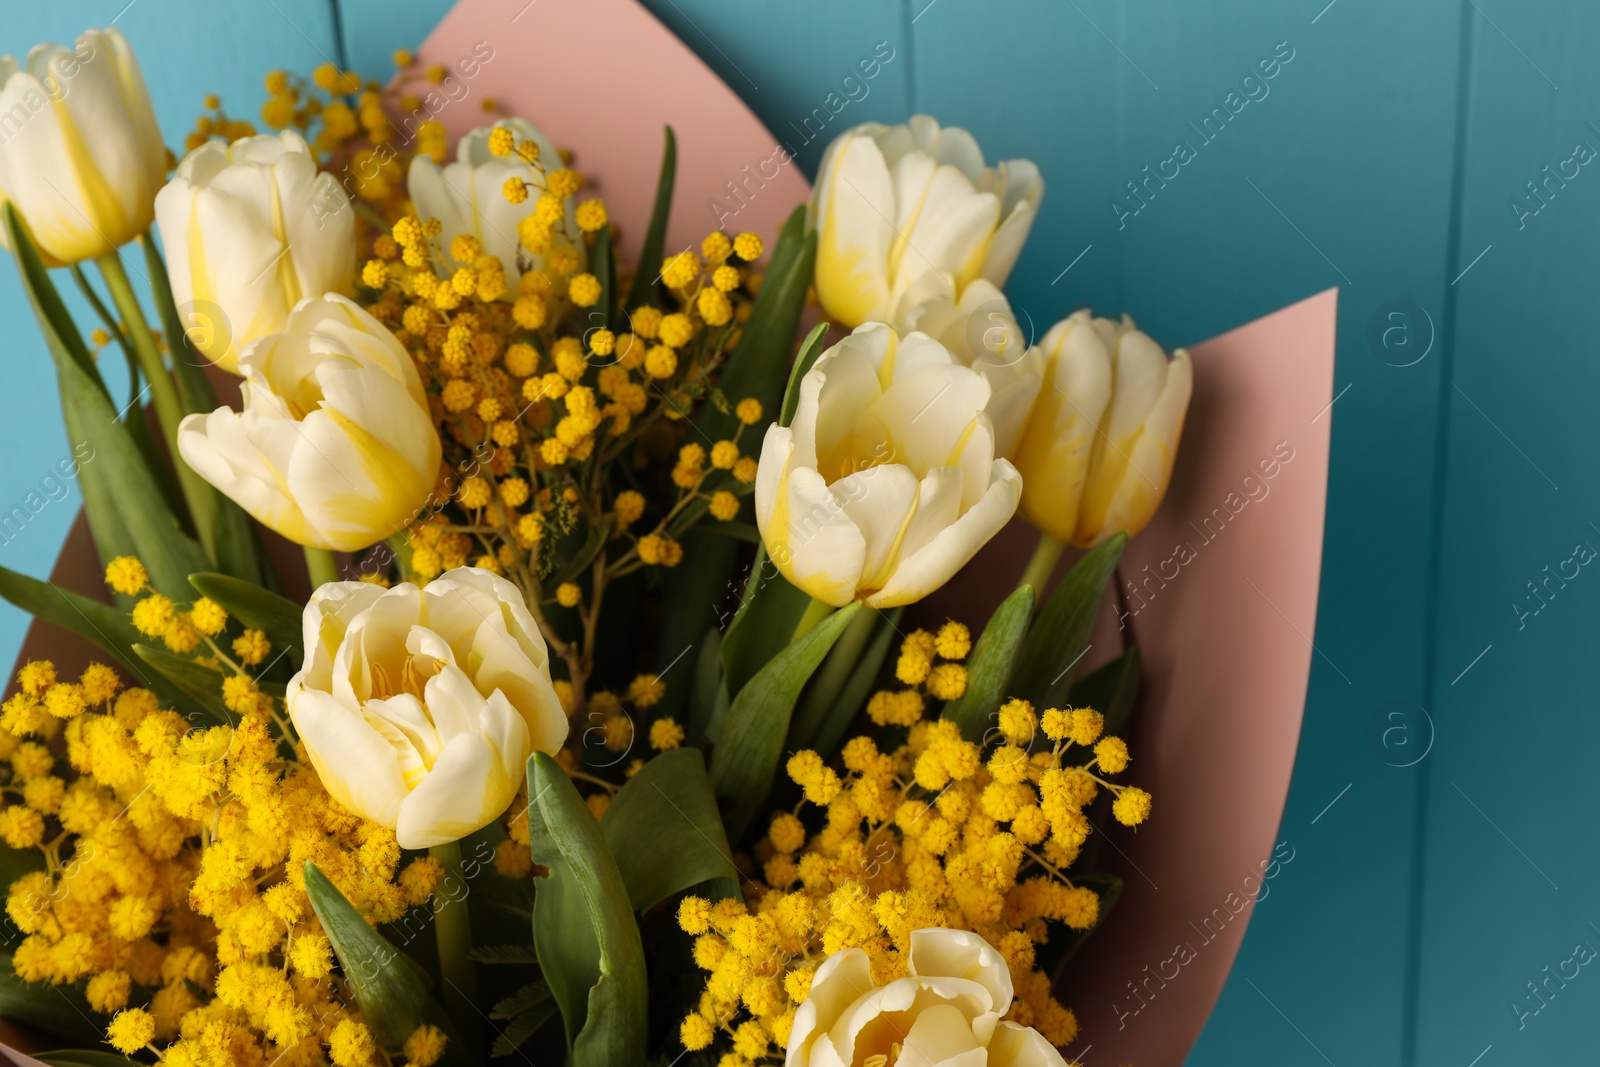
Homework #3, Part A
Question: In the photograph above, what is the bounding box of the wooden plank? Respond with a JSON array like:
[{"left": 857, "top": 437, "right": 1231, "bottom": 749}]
[
  {"left": 0, "top": 1, "right": 341, "bottom": 662},
  {"left": 1414, "top": 1, "right": 1600, "bottom": 1063},
  {"left": 908, "top": 1, "right": 1464, "bottom": 1062},
  {"left": 637, "top": 0, "right": 910, "bottom": 177}
]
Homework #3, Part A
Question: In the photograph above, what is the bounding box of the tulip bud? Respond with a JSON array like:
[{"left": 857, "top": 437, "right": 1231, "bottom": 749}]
[
  {"left": 287, "top": 569, "right": 568, "bottom": 850},
  {"left": 893, "top": 274, "right": 1043, "bottom": 459},
  {"left": 407, "top": 117, "right": 578, "bottom": 289},
  {"left": 0, "top": 28, "right": 167, "bottom": 265},
  {"left": 155, "top": 129, "right": 356, "bottom": 373},
  {"left": 1012, "top": 311, "right": 1193, "bottom": 547},
  {"left": 810, "top": 115, "right": 1042, "bottom": 329},
  {"left": 755, "top": 322, "right": 1021, "bottom": 608},
  {"left": 177, "top": 294, "right": 441, "bottom": 552}
]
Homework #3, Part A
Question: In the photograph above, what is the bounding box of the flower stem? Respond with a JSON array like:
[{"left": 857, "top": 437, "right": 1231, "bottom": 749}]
[
  {"left": 1018, "top": 532, "right": 1066, "bottom": 596},
  {"left": 303, "top": 547, "right": 340, "bottom": 589},
  {"left": 791, "top": 597, "right": 835, "bottom": 642},
  {"left": 789, "top": 605, "right": 878, "bottom": 748},
  {"left": 429, "top": 840, "right": 481, "bottom": 1052},
  {"left": 95, "top": 252, "right": 215, "bottom": 536}
]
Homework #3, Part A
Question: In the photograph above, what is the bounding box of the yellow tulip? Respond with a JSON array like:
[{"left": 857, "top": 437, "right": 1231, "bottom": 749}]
[
  {"left": 755, "top": 323, "right": 1021, "bottom": 607},
  {"left": 155, "top": 129, "right": 355, "bottom": 373},
  {"left": 789, "top": 929, "right": 1068, "bottom": 1067},
  {"left": 176, "top": 294, "right": 441, "bottom": 552},
  {"left": 0, "top": 28, "right": 166, "bottom": 265},
  {"left": 287, "top": 569, "right": 568, "bottom": 849},
  {"left": 810, "top": 115, "right": 1042, "bottom": 329},
  {"left": 1012, "top": 311, "right": 1193, "bottom": 548}
]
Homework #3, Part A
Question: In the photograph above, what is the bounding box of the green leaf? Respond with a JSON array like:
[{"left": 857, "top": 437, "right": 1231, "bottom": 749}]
[
  {"left": 35, "top": 1053, "right": 138, "bottom": 1067},
  {"left": 0, "top": 957, "right": 101, "bottom": 1045},
  {"left": 304, "top": 863, "right": 468, "bottom": 1061},
  {"left": 778, "top": 322, "right": 831, "bottom": 428},
  {"left": 491, "top": 998, "right": 559, "bottom": 1057},
  {"left": 788, "top": 603, "right": 879, "bottom": 751},
  {"left": 491, "top": 982, "right": 552, "bottom": 1019},
  {"left": 468, "top": 944, "right": 542, "bottom": 965},
  {"left": 588, "top": 222, "right": 617, "bottom": 331},
  {"left": 3, "top": 205, "right": 209, "bottom": 599},
  {"left": 1039, "top": 872, "right": 1123, "bottom": 978},
  {"left": 810, "top": 606, "right": 902, "bottom": 758},
  {"left": 694, "top": 204, "right": 816, "bottom": 444},
  {"left": 187, "top": 572, "right": 303, "bottom": 666},
  {"left": 1069, "top": 645, "right": 1142, "bottom": 741},
  {"left": 942, "top": 586, "right": 1036, "bottom": 742},
  {"left": 0, "top": 562, "right": 204, "bottom": 719},
  {"left": 1010, "top": 534, "right": 1126, "bottom": 710},
  {"left": 132, "top": 645, "right": 232, "bottom": 725},
  {"left": 600, "top": 748, "right": 739, "bottom": 912},
  {"left": 701, "top": 520, "right": 760, "bottom": 544},
  {"left": 710, "top": 602, "right": 861, "bottom": 841},
  {"left": 719, "top": 547, "right": 813, "bottom": 699},
  {"left": 141, "top": 234, "right": 270, "bottom": 587},
  {"left": 688, "top": 626, "right": 723, "bottom": 741},
  {"left": 624, "top": 126, "right": 676, "bottom": 312},
  {"left": 526, "top": 751, "right": 648, "bottom": 1066},
  {"left": 547, "top": 518, "right": 613, "bottom": 587}
]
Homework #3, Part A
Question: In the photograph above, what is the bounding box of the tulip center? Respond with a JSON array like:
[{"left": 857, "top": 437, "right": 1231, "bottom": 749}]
[
  {"left": 860, "top": 1039, "right": 903, "bottom": 1067},
  {"left": 367, "top": 655, "right": 442, "bottom": 703}
]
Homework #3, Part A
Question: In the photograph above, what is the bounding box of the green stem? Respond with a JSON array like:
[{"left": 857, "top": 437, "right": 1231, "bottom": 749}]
[
  {"left": 791, "top": 596, "right": 834, "bottom": 642},
  {"left": 789, "top": 605, "right": 878, "bottom": 748},
  {"left": 304, "top": 547, "right": 341, "bottom": 588},
  {"left": 1018, "top": 532, "right": 1066, "bottom": 595},
  {"left": 95, "top": 252, "right": 214, "bottom": 536},
  {"left": 428, "top": 840, "right": 481, "bottom": 1054}
]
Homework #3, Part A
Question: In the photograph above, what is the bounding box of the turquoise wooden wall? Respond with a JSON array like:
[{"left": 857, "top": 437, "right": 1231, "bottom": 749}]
[{"left": 2, "top": 2, "right": 1595, "bottom": 1064}]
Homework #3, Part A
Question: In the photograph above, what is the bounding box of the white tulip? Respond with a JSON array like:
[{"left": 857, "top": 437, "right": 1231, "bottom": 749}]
[
  {"left": 407, "top": 117, "right": 579, "bottom": 289},
  {"left": 177, "top": 294, "right": 441, "bottom": 552},
  {"left": 810, "top": 115, "right": 1042, "bottom": 329},
  {"left": 155, "top": 129, "right": 355, "bottom": 373},
  {"left": 287, "top": 569, "right": 568, "bottom": 850},
  {"left": 755, "top": 323, "right": 1021, "bottom": 608},
  {"left": 0, "top": 28, "right": 166, "bottom": 265},
  {"left": 893, "top": 274, "right": 1043, "bottom": 459},
  {"left": 788, "top": 928, "right": 1067, "bottom": 1067},
  {"left": 1012, "top": 311, "right": 1192, "bottom": 547}
]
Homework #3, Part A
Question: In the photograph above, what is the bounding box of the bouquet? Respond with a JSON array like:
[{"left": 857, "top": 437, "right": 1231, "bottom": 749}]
[{"left": 0, "top": 25, "right": 1197, "bottom": 1067}]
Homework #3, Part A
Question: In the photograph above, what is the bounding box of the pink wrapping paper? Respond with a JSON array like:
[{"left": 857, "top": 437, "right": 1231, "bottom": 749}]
[{"left": 915, "top": 289, "right": 1336, "bottom": 1063}]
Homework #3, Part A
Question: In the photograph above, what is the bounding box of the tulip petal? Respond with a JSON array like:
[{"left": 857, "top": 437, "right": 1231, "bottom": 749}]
[
  {"left": 812, "top": 134, "right": 896, "bottom": 327},
  {"left": 394, "top": 729, "right": 516, "bottom": 849},
  {"left": 869, "top": 363, "right": 989, "bottom": 479},
  {"left": 786, "top": 947, "right": 875, "bottom": 1067},
  {"left": 805, "top": 328, "right": 888, "bottom": 480},
  {"left": 895, "top": 1004, "right": 986, "bottom": 1067},
  {"left": 895, "top": 164, "right": 999, "bottom": 296},
  {"left": 289, "top": 687, "right": 408, "bottom": 829},
  {"left": 176, "top": 406, "right": 317, "bottom": 547},
  {"left": 907, "top": 927, "right": 1013, "bottom": 1014},
  {"left": 829, "top": 463, "right": 920, "bottom": 592},
  {"left": 988, "top": 1021, "right": 1070, "bottom": 1067},
  {"left": 865, "top": 459, "right": 1020, "bottom": 608},
  {"left": 1076, "top": 346, "right": 1192, "bottom": 545},
  {"left": 1012, "top": 313, "right": 1113, "bottom": 544},
  {"left": 362, "top": 693, "right": 437, "bottom": 789},
  {"left": 754, "top": 427, "right": 866, "bottom": 607}
]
